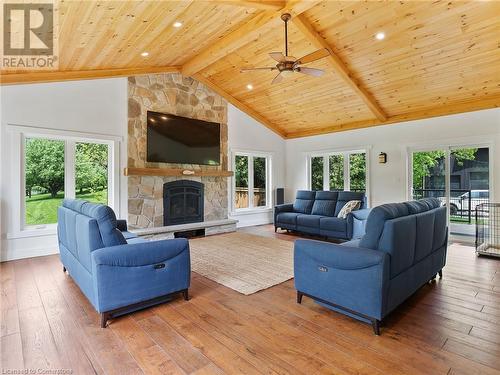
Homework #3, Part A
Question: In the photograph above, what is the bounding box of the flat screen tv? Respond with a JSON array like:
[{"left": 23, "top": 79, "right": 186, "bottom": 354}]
[{"left": 146, "top": 111, "right": 221, "bottom": 165}]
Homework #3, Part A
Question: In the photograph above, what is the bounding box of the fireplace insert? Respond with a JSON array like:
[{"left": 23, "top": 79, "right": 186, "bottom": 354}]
[{"left": 163, "top": 180, "right": 204, "bottom": 226}]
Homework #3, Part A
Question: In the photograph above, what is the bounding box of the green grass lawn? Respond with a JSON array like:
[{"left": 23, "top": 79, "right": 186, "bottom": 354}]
[{"left": 25, "top": 189, "right": 107, "bottom": 225}]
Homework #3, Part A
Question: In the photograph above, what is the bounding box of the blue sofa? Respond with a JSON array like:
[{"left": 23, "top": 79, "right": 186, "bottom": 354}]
[
  {"left": 294, "top": 198, "right": 447, "bottom": 335},
  {"left": 274, "top": 190, "right": 368, "bottom": 240},
  {"left": 57, "top": 199, "right": 190, "bottom": 327}
]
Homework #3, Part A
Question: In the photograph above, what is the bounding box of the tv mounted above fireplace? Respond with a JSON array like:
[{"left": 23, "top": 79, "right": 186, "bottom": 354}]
[{"left": 146, "top": 111, "right": 221, "bottom": 165}]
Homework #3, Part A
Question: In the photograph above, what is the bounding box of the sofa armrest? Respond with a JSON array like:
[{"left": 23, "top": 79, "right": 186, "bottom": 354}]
[
  {"left": 294, "top": 239, "right": 387, "bottom": 270},
  {"left": 116, "top": 219, "right": 128, "bottom": 232},
  {"left": 91, "top": 238, "right": 191, "bottom": 313},
  {"left": 274, "top": 203, "right": 294, "bottom": 222},
  {"left": 350, "top": 208, "right": 371, "bottom": 221},
  {"left": 346, "top": 208, "right": 372, "bottom": 240},
  {"left": 294, "top": 239, "right": 389, "bottom": 320},
  {"left": 92, "top": 238, "right": 189, "bottom": 267}
]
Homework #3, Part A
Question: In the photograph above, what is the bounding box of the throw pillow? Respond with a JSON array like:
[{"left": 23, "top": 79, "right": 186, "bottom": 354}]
[{"left": 337, "top": 200, "right": 361, "bottom": 219}]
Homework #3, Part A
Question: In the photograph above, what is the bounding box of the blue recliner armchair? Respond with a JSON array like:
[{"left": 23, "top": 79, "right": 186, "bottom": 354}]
[
  {"left": 57, "top": 199, "right": 190, "bottom": 327},
  {"left": 294, "top": 198, "right": 447, "bottom": 335},
  {"left": 275, "top": 190, "right": 368, "bottom": 240}
]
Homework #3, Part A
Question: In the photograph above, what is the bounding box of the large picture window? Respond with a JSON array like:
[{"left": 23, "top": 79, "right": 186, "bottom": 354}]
[
  {"left": 24, "top": 136, "right": 111, "bottom": 227},
  {"left": 309, "top": 150, "right": 367, "bottom": 193},
  {"left": 233, "top": 152, "right": 271, "bottom": 211}
]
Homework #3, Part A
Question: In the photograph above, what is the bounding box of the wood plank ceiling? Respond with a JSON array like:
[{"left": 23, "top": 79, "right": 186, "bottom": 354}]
[{"left": 1, "top": 0, "right": 499, "bottom": 138}]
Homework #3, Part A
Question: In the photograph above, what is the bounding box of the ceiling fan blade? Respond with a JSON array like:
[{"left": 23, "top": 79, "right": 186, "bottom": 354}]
[
  {"left": 240, "top": 67, "right": 277, "bottom": 72},
  {"left": 271, "top": 72, "right": 284, "bottom": 84},
  {"left": 269, "top": 52, "right": 286, "bottom": 62},
  {"left": 294, "top": 48, "right": 330, "bottom": 66},
  {"left": 296, "top": 67, "right": 325, "bottom": 77}
]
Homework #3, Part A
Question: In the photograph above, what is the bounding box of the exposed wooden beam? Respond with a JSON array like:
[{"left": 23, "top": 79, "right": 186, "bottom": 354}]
[
  {"left": 212, "top": 0, "right": 286, "bottom": 11},
  {"left": 193, "top": 73, "right": 286, "bottom": 138},
  {"left": 0, "top": 66, "right": 181, "bottom": 85},
  {"left": 292, "top": 14, "right": 387, "bottom": 122},
  {"left": 285, "top": 95, "right": 500, "bottom": 139},
  {"left": 181, "top": 0, "right": 320, "bottom": 77}
]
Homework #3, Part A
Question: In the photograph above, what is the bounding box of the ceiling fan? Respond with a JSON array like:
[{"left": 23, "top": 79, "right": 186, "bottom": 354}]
[{"left": 240, "top": 13, "right": 330, "bottom": 84}]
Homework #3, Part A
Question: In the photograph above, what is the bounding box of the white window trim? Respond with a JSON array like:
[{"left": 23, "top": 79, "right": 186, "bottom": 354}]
[
  {"left": 6, "top": 124, "right": 122, "bottom": 239},
  {"left": 230, "top": 149, "right": 273, "bottom": 215},
  {"left": 306, "top": 147, "right": 371, "bottom": 205}
]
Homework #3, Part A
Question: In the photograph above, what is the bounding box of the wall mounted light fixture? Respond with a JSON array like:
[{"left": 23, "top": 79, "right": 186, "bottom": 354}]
[{"left": 378, "top": 152, "right": 387, "bottom": 164}]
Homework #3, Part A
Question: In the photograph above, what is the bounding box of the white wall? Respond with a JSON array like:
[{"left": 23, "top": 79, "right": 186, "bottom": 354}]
[
  {"left": 0, "top": 78, "right": 129, "bottom": 261},
  {"left": 285, "top": 109, "right": 500, "bottom": 207},
  {"left": 227, "top": 105, "right": 286, "bottom": 227}
]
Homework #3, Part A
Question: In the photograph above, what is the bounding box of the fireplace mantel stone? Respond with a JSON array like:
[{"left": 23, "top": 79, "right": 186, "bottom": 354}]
[{"left": 127, "top": 73, "right": 229, "bottom": 229}]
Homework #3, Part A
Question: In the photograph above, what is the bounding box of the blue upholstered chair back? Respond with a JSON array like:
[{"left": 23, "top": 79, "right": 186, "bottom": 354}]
[
  {"left": 293, "top": 190, "right": 316, "bottom": 214},
  {"left": 359, "top": 198, "right": 446, "bottom": 278},
  {"left": 57, "top": 199, "right": 126, "bottom": 273}
]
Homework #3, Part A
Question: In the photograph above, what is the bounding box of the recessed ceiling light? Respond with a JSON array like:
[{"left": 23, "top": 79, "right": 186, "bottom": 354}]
[
  {"left": 375, "top": 32, "right": 385, "bottom": 40},
  {"left": 173, "top": 21, "right": 183, "bottom": 28},
  {"left": 141, "top": 51, "right": 149, "bottom": 57},
  {"left": 246, "top": 84, "right": 253, "bottom": 90}
]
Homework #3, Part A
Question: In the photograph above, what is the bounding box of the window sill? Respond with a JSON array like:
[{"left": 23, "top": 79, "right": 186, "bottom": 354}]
[
  {"left": 7, "top": 226, "right": 57, "bottom": 240},
  {"left": 231, "top": 207, "right": 273, "bottom": 216}
]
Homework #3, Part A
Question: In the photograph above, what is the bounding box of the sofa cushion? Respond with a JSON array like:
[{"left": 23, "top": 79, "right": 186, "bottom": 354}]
[
  {"left": 359, "top": 202, "right": 410, "bottom": 249},
  {"left": 335, "top": 191, "right": 365, "bottom": 216},
  {"left": 320, "top": 217, "right": 347, "bottom": 233},
  {"left": 297, "top": 214, "right": 324, "bottom": 228},
  {"left": 276, "top": 212, "right": 300, "bottom": 225},
  {"left": 337, "top": 200, "right": 361, "bottom": 219},
  {"left": 311, "top": 191, "right": 338, "bottom": 216},
  {"left": 293, "top": 190, "right": 316, "bottom": 214},
  {"left": 404, "top": 200, "right": 428, "bottom": 214}
]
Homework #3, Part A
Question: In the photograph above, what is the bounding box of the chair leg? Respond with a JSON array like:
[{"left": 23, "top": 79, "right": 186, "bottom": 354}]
[
  {"left": 371, "top": 319, "right": 380, "bottom": 336},
  {"left": 296, "top": 291, "right": 303, "bottom": 304},
  {"left": 100, "top": 312, "right": 109, "bottom": 328},
  {"left": 275, "top": 226, "right": 278, "bottom": 232},
  {"left": 438, "top": 270, "right": 443, "bottom": 278},
  {"left": 62, "top": 266, "right": 66, "bottom": 273},
  {"left": 182, "top": 289, "right": 189, "bottom": 301}
]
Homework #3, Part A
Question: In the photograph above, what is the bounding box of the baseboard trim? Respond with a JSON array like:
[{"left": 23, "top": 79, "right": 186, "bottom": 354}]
[{"left": 1, "top": 246, "right": 59, "bottom": 262}]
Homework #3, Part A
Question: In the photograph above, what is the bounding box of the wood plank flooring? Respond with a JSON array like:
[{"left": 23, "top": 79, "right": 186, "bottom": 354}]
[{"left": 1, "top": 224, "right": 499, "bottom": 375}]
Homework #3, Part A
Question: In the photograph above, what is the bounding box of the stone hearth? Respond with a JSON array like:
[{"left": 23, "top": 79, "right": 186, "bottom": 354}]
[{"left": 127, "top": 73, "right": 229, "bottom": 229}]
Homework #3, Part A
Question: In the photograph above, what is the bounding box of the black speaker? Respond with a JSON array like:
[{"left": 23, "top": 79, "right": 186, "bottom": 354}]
[{"left": 276, "top": 188, "right": 285, "bottom": 205}]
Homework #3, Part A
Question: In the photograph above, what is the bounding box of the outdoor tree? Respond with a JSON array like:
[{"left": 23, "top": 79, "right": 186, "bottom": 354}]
[
  {"left": 412, "top": 149, "right": 477, "bottom": 191},
  {"left": 349, "top": 153, "right": 366, "bottom": 191},
  {"left": 75, "top": 142, "right": 108, "bottom": 193},
  {"left": 329, "top": 155, "right": 344, "bottom": 190},
  {"left": 311, "top": 157, "right": 323, "bottom": 191},
  {"left": 25, "top": 138, "right": 65, "bottom": 198},
  {"left": 25, "top": 139, "right": 108, "bottom": 198},
  {"left": 235, "top": 155, "right": 248, "bottom": 188}
]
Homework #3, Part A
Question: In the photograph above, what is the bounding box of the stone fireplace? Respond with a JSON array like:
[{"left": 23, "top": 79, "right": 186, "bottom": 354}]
[
  {"left": 127, "top": 73, "right": 230, "bottom": 230},
  {"left": 163, "top": 180, "right": 204, "bottom": 226}
]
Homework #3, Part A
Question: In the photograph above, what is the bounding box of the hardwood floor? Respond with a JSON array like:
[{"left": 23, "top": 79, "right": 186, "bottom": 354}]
[{"left": 1, "top": 224, "right": 499, "bottom": 375}]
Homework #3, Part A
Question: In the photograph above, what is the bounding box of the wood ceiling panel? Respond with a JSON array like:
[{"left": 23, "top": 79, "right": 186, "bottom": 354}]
[
  {"left": 2, "top": 1, "right": 499, "bottom": 138},
  {"left": 302, "top": 1, "right": 500, "bottom": 118},
  {"left": 200, "top": 18, "right": 375, "bottom": 135},
  {"left": 57, "top": 1, "right": 259, "bottom": 70}
]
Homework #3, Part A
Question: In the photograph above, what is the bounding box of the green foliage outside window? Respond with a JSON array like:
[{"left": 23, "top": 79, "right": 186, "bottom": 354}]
[
  {"left": 25, "top": 138, "right": 109, "bottom": 225},
  {"left": 310, "top": 157, "right": 323, "bottom": 191}
]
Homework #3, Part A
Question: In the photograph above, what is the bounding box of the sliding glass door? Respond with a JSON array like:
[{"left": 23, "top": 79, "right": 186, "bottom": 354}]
[{"left": 410, "top": 146, "right": 490, "bottom": 237}]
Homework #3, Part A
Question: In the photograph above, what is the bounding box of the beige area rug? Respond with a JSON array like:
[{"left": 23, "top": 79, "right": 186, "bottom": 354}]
[{"left": 189, "top": 232, "right": 294, "bottom": 295}]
